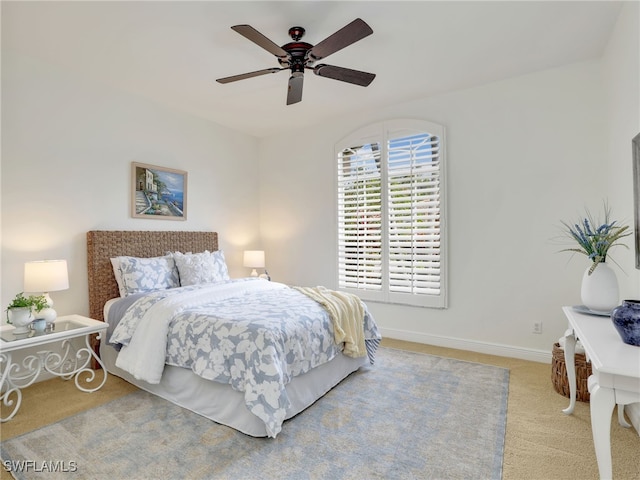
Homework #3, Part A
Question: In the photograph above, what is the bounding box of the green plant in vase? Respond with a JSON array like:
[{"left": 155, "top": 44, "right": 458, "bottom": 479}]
[{"left": 6, "top": 293, "right": 49, "bottom": 333}]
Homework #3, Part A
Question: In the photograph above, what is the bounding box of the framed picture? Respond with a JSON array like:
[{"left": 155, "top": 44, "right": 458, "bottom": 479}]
[
  {"left": 633, "top": 133, "right": 640, "bottom": 269},
  {"left": 132, "top": 162, "right": 187, "bottom": 220}
]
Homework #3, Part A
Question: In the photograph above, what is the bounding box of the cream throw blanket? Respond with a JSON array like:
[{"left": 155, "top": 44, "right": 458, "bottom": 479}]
[{"left": 294, "top": 286, "right": 366, "bottom": 358}]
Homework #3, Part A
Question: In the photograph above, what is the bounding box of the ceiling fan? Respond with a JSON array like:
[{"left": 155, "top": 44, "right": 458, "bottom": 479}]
[{"left": 216, "top": 18, "right": 376, "bottom": 105}]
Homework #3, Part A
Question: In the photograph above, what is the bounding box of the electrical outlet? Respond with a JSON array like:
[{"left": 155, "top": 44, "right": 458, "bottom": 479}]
[{"left": 532, "top": 322, "right": 543, "bottom": 334}]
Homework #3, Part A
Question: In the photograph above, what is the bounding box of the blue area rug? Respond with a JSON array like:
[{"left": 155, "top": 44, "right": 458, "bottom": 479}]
[{"left": 1, "top": 347, "right": 509, "bottom": 479}]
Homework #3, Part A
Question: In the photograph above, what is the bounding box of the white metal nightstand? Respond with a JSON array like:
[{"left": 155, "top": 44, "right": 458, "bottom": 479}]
[{"left": 0, "top": 314, "right": 108, "bottom": 422}]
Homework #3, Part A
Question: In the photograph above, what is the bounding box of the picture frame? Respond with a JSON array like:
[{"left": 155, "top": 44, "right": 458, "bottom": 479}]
[
  {"left": 132, "top": 162, "right": 187, "bottom": 220},
  {"left": 633, "top": 133, "right": 640, "bottom": 269}
]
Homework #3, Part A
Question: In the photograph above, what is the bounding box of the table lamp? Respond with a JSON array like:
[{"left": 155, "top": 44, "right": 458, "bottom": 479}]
[
  {"left": 243, "top": 250, "right": 265, "bottom": 277},
  {"left": 24, "top": 259, "right": 69, "bottom": 317}
]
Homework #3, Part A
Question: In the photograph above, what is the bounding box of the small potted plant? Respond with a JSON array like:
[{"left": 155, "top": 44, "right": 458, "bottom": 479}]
[
  {"left": 559, "top": 202, "right": 631, "bottom": 313},
  {"left": 6, "top": 293, "right": 48, "bottom": 334}
]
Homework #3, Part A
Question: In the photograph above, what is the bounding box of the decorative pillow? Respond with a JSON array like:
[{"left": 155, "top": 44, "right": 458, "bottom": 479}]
[
  {"left": 172, "top": 250, "right": 230, "bottom": 286},
  {"left": 110, "top": 255, "right": 180, "bottom": 297},
  {"left": 110, "top": 257, "right": 128, "bottom": 297}
]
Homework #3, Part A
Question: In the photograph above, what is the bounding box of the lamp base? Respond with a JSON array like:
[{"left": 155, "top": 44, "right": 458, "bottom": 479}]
[
  {"left": 38, "top": 307, "right": 57, "bottom": 325},
  {"left": 43, "top": 292, "right": 54, "bottom": 307},
  {"left": 259, "top": 270, "right": 271, "bottom": 281}
]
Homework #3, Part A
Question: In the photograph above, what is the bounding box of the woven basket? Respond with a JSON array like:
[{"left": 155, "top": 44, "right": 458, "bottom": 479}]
[{"left": 551, "top": 342, "right": 592, "bottom": 402}]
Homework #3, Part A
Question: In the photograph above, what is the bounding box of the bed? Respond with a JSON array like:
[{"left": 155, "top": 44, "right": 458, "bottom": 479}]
[{"left": 87, "top": 230, "right": 380, "bottom": 438}]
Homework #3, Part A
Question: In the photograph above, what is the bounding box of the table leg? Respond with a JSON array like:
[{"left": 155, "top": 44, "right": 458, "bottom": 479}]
[
  {"left": 0, "top": 353, "right": 22, "bottom": 422},
  {"left": 75, "top": 333, "right": 108, "bottom": 392},
  {"left": 588, "top": 376, "right": 615, "bottom": 480},
  {"left": 617, "top": 405, "right": 631, "bottom": 428},
  {"left": 562, "top": 330, "right": 577, "bottom": 415},
  {"left": 0, "top": 352, "right": 42, "bottom": 422}
]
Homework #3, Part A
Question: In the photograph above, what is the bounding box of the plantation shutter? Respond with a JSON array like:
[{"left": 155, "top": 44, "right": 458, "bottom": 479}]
[
  {"left": 337, "top": 143, "right": 383, "bottom": 292},
  {"left": 336, "top": 119, "right": 447, "bottom": 308},
  {"left": 387, "top": 132, "right": 442, "bottom": 298}
]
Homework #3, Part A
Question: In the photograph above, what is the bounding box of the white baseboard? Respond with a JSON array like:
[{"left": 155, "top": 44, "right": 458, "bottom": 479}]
[{"left": 379, "top": 327, "right": 552, "bottom": 364}]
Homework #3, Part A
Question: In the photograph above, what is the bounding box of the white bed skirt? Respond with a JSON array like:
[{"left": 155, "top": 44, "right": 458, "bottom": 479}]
[{"left": 100, "top": 342, "right": 368, "bottom": 437}]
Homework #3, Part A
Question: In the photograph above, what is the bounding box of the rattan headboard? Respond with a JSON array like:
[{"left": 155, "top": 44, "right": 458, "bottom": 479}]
[{"left": 87, "top": 230, "right": 218, "bottom": 321}]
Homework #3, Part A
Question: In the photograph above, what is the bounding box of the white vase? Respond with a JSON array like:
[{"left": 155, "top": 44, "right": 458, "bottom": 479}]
[
  {"left": 7, "top": 307, "right": 34, "bottom": 334},
  {"left": 580, "top": 262, "right": 619, "bottom": 313}
]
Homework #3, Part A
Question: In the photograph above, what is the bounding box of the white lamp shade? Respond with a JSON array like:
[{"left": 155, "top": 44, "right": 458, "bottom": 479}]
[
  {"left": 24, "top": 260, "right": 69, "bottom": 293},
  {"left": 243, "top": 250, "right": 265, "bottom": 268}
]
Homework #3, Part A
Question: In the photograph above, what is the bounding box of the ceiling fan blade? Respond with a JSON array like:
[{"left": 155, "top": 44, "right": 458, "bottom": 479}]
[
  {"left": 231, "top": 25, "right": 289, "bottom": 59},
  {"left": 287, "top": 72, "right": 304, "bottom": 105},
  {"left": 216, "top": 68, "right": 283, "bottom": 84},
  {"left": 308, "top": 18, "right": 373, "bottom": 61},
  {"left": 313, "top": 64, "right": 375, "bottom": 87}
]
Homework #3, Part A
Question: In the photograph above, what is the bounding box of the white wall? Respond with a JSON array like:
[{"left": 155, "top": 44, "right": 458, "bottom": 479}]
[
  {"left": 603, "top": 1, "right": 640, "bottom": 300},
  {"left": 1, "top": 52, "right": 262, "bottom": 318},
  {"left": 259, "top": 58, "right": 615, "bottom": 361},
  {"left": 601, "top": 0, "right": 640, "bottom": 435}
]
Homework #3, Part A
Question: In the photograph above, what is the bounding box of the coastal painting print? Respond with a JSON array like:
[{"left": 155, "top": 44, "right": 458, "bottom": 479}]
[{"left": 132, "top": 162, "right": 187, "bottom": 220}]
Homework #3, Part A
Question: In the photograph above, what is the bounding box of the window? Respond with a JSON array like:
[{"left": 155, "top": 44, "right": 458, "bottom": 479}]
[{"left": 336, "top": 119, "right": 447, "bottom": 308}]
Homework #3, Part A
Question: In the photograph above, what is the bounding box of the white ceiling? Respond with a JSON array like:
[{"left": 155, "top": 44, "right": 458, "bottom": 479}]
[{"left": 2, "top": 1, "right": 623, "bottom": 138}]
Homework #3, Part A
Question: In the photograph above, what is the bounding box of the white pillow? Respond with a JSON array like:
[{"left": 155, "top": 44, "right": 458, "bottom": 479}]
[
  {"left": 110, "top": 255, "right": 180, "bottom": 297},
  {"left": 172, "top": 250, "right": 230, "bottom": 286}
]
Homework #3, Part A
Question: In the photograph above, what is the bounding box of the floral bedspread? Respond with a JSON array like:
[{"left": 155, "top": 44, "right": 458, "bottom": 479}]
[{"left": 109, "top": 278, "right": 380, "bottom": 437}]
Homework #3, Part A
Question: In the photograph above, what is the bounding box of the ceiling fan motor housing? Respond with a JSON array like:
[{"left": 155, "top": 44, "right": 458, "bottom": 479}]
[{"left": 279, "top": 40, "right": 314, "bottom": 71}]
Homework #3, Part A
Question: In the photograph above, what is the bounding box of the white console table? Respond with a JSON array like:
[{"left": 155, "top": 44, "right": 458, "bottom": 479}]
[{"left": 561, "top": 306, "right": 640, "bottom": 479}]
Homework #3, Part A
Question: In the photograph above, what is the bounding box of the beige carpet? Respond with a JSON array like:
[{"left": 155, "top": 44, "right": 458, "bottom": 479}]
[{"left": 1, "top": 338, "right": 639, "bottom": 479}]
